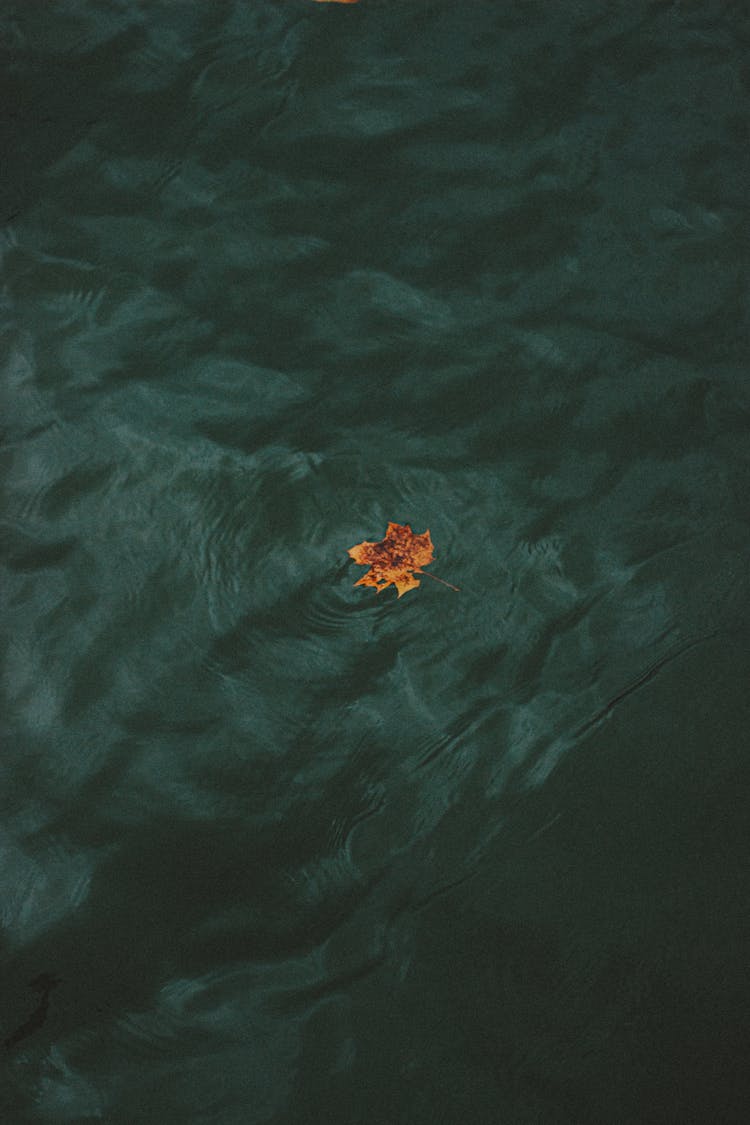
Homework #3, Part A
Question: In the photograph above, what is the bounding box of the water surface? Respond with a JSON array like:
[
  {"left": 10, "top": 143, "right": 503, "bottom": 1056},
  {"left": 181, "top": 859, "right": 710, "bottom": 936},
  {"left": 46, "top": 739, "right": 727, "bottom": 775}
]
[{"left": 2, "top": 2, "right": 750, "bottom": 1122}]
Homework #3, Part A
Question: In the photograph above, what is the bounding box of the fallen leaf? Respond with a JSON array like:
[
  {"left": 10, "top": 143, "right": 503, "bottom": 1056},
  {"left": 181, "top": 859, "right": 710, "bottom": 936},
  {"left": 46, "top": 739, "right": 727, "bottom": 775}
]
[
  {"left": 313, "top": 1, "right": 359, "bottom": 5},
  {"left": 347, "top": 521, "right": 459, "bottom": 598}
]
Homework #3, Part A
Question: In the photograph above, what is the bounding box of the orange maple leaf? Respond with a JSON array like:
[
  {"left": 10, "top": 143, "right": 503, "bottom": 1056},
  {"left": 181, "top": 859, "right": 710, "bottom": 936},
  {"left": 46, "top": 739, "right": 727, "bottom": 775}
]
[
  {"left": 347, "top": 522, "right": 459, "bottom": 598},
  {"left": 313, "top": 1, "right": 359, "bottom": 5}
]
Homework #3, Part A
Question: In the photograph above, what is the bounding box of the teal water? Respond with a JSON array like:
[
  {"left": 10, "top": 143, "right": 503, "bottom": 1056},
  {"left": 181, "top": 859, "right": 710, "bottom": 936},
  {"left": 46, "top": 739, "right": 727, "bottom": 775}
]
[{"left": 2, "top": 2, "right": 750, "bottom": 1122}]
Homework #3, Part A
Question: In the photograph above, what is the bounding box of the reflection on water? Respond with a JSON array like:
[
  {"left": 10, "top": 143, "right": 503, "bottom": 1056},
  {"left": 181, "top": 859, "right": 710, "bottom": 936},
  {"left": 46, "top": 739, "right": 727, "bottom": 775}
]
[{"left": 2, "top": 1, "right": 750, "bottom": 1121}]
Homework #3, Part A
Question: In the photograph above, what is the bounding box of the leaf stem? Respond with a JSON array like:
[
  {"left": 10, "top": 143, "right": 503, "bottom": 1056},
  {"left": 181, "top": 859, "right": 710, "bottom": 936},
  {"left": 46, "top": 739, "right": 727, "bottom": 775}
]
[{"left": 420, "top": 570, "right": 460, "bottom": 592}]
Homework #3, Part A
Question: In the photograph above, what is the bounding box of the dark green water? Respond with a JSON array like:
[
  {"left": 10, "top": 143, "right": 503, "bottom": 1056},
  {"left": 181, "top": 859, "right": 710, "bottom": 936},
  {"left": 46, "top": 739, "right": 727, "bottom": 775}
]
[{"left": 2, "top": 2, "right": 750, "bottom": 1121}]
